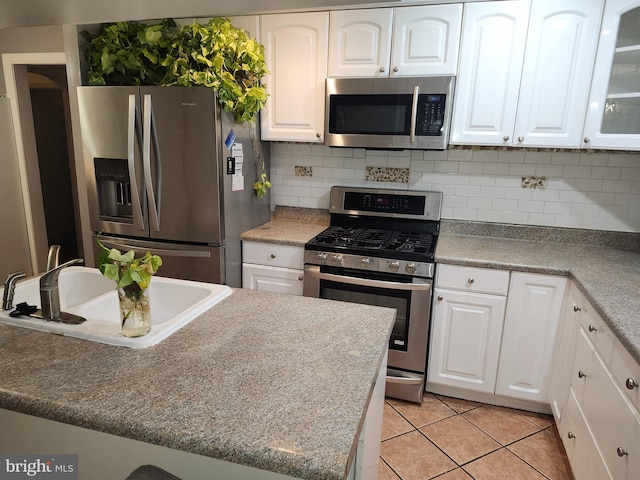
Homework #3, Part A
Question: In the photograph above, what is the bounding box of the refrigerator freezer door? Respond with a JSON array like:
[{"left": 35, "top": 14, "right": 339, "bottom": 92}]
[
  {"left": 142, "top": 87, "right": 223, "bottom": 245},
  {"left": 94, "top": 235, "right": 225, "bottom": 285},
  {"left": 78, "top": 86, "right": 147, "bottom": 237}
]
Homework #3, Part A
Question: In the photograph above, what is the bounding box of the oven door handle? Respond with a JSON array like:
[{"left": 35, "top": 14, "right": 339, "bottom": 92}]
[{"left": 304, "top": 266, "right": 431, "bottom": 292}]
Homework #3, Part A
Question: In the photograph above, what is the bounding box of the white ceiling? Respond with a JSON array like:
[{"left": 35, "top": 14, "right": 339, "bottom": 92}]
[{"left": 0, "top": 0, "right": 403, "bottom": 29}]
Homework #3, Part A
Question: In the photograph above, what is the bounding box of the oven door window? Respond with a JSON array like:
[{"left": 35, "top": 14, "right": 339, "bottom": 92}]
[{"left": 319, "top": 279, "right": 410, "bottom": 352}]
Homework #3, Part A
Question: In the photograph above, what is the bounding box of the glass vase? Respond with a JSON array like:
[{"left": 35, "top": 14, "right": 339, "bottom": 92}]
[{"left": 118, "top": 284, "right": 151, "bottom": 337}]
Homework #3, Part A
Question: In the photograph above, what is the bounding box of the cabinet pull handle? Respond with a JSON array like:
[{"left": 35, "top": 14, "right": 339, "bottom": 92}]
[
  {"left": 588, "top": 324, "right": 597, "bottom": 332},
  {"left": 270, "top": 253, "right": 276, "bottom": 259},
  {"left": 583, "top": 137, "right": 590, "bottom": 144},
  {"left": 298, "top": 275, "right": 304, "bottom": 282},
  {"left": 437, "top": 295, "right": 443, "bottom": 301},
  {"left": 467, "top": 278, "right": 475, "bottom": 284},
  {"left": 573, "top": 305, "right": 581, "bottom": 312},
  {"left": 578, "top": 371, "right": 587, "bottom": 379},
  {"left": 316, "top": 132, "right": 321, "bottom": 139},
  {"left": 393, "top": 66, "right": 399, "bottom": 73},
  {"left": 617, "top": 447, "right": 628, "bottom": 457},
  {"left": 567, "top": 432, "right": 576, "bottom": 439},
  {"left": 503, "top": 135, "right": 510, "bottom": 142},
  {"left": 626, "top": 378, "right": 639, "bottom": 390},
  {"left": 379, "top": 67, "right": 385, "bottom": 73}
]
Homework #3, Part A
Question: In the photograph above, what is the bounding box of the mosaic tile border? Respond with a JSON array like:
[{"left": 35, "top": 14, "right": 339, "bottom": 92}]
[
  {"left": 365, "top": 166, "right": 410, "bottom": 183},
  {"left": 295, "top": 166, "right": 313, "bottom": 177}
]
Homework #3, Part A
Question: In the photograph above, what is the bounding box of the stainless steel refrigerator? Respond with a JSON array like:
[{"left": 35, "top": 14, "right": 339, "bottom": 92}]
[{"left": 77, "top": 86, "right": 270, "bottom": 287}]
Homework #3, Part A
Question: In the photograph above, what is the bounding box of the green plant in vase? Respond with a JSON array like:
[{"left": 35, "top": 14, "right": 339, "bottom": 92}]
[{"left": 97, "top": 236, "right": 162, "bottom": 337}]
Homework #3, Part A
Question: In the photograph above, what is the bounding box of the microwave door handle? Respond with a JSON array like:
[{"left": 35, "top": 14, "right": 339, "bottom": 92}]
[
  {"left": 304, "top": 266, "right": 431, "bottom": 292},
  {"left": 410, "top": 85, "right": 419, "bottom": 144},
  {"left": 143, "top": 94, "right": 160, "bottom": 232},
  {"left": 127, "top": 94, "right": 145, "bottom": 231}
]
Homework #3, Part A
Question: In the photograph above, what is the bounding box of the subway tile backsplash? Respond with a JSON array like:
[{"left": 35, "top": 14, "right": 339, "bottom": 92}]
[{"left": 270, "top": 144, "right": 640, "bottom": 233}]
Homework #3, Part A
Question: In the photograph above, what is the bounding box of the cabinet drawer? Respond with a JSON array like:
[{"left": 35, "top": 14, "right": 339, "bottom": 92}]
[
  {"left": 436, "top": 264, "right": 509, "bottom": 295},
  {"left": 582, "top": 340, "right": 640, "bottom": 480},
  {"left": 611, "top": 336, "right": 640, "bottom": 413},
  {"left": 242, "top": 242, "right": 304, "bottom": 269},
  {"left": 561, "top": 388, "right": 613, "bottom": 480},
  {"left": 580, "top": 304, "right": 614, "bottom": 365}
]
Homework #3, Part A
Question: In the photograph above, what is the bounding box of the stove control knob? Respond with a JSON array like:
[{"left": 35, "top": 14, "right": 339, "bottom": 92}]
[
  {"left": 317, "top": 253, "right": 328, "bottom": 261},
  {"left": 405, "top": 263, "right": 417, "bottom": 274},
  {"left": 332, "top": 254, "right": 343, "bottom": 264},
  {"left": 389, "top": 261, "right": 400, "bottom": 272},
  {"left": 361, "top": 257, "right": 371, "bottom": 266}
]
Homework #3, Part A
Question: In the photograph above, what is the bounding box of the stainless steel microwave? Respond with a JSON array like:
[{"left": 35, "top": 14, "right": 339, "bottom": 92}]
[{"left": 325, "top": 76, "right": 455, "bottom": 150}]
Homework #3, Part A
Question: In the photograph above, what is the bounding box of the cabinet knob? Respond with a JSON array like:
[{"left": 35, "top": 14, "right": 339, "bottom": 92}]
[
  {"left": 588, "top": 324, "right": 597, "bottom": 333},
  {"left": 298, "top": 275, "right": 304, "bottom": 282},
  {"left": 437, "top": 295, "right": 443, "bottom": 301},
  {"left": 573, "top": 305, "right": 581, "bottom": 312},
  {"left": 583, "top": 137, "right": 590, "bottom": 144},
  {"left": 567, "top": 432, "right": 576, "bottom": 439},
  {"left": 517, "top": 136, "right": 524, "bottom": 142},
  {"left": 467, "top": 278, "right": 475, "bottom": 284},
  {"left": 578, "top": 371, "right": 587, "bottom": 379},
  {"left": 617, "top": 447, "right": 628, "bottom": 457},
  {"left": 392, "top": 66, "right": 399, "bottom": 73},
  {"left": 379, "top": 67, "right": 385, "bottom": 73},
  {"left": 503, "top": 135, "right": 510, "bottom": 142},
  {"left": 316, "top": 132, "right": 321, "bottom": 139},
  {"left": 626, "top": 378, "right": 639, "bottom": 390},
  {"left": 270, "top": 253, "right": 276, "bottom": 259}
]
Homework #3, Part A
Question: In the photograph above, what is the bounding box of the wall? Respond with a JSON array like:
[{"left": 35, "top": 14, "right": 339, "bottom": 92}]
[{"left": 270, "top": 144, "right": 640, "bottom": 233}]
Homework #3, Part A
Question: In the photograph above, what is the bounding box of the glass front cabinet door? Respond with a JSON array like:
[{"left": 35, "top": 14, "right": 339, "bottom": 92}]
[{"left": 583, "top": 1, "right": 640, "bottom": 149}]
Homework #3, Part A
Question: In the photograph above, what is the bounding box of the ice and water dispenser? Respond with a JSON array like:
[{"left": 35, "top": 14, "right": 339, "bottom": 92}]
[{"left": 94, "top": 158, "right": 133, "bottom": 221}]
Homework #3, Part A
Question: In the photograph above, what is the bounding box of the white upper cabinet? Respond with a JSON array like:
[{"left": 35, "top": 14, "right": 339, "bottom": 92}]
[
  {"left": 390, "top": 5, "right": 462, "bottom": 76},
  {"left": 260, "top": 12, "right": 329, "bottom": 142},
  {"left": 451, "top": 1, "right": 530, "bottom": 145},
  {"left": 451, "top": 0, "right": 604, "bottom": 148},
  {"left": 328, "top": 9, "right": 393, "bottom": 77},
  {"left": 583, "top": 1, "right": 640, "bottom": 150},
  {"left": 328, "top": 4, "right": 462, "bottom": 78}
]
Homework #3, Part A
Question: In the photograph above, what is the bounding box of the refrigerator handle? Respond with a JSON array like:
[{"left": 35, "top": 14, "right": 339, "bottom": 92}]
[
  {"left": 143, "top": 94, "right": 161, "bottom": 232},
  {"left": 127, "top": 94, "right": 145, "bottom": 231}
]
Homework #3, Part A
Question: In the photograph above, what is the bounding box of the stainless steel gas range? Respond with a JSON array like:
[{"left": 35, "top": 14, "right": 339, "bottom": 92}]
[{"left": 303, "top": 186, "right": 442, "bottom": 403}]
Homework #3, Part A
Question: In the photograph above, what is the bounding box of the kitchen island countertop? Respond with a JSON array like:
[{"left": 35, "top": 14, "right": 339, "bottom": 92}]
[{"left": 0, "top": 289, "right": 395, "bottom": 480}]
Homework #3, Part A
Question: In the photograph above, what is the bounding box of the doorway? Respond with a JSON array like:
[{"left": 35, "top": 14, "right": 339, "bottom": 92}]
[
  {"left": 28, "top": 65, "right": 80, "bottom": 264},
  {"left": 2, "top": 52, "right": 82, "bottom": 275}
]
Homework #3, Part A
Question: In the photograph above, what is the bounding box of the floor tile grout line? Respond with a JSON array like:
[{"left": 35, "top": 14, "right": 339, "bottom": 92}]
[{"left": 382, "top": 398, "right": 562, "bottom": 477}]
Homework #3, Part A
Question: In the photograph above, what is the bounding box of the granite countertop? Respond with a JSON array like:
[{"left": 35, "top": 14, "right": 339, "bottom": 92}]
[
  {"left": 240, "top": 211, "right": 640, "bottom": 366},
  {"left": 0, "top": 289, "right": 395, "bottom": 480},
  {"left": 241, "top": 206, "right": 330, "bottom": 247}
]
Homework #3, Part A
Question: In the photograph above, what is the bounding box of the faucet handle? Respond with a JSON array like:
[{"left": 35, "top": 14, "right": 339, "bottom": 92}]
[
  {"left": 3, "top": 272, "right": 26, "bottom": 310},
  {"left": 39, "top": 258, "right": 84, "bottom": 288}
]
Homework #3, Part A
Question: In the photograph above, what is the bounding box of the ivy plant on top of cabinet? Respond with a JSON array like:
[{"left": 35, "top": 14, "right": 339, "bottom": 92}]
[
  {"left": 260, "top": 12, "right": 329, "bottom": 143},
  {"left": 583, "top": 1, "right": 640, "bottom": 150},
  {"left": 328, "top": 4, "right": 462, "bottom": 78},
  {"left": 451, "top": 0, "right": 604, "bottom": 148}
]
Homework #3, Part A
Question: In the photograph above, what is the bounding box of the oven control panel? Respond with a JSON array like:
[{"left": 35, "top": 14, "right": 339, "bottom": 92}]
[{"left": 304, "top": 251, "right": 435, "bottom": 278}]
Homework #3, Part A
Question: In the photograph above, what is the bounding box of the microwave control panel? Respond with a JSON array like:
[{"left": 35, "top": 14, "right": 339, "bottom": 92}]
[{"left": 416, "top": 94, "right": 446, "bottom": 136}]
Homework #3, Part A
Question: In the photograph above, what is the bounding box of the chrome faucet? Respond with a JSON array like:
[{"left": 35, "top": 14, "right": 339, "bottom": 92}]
[
  {"left": 39, "top": 258, "right": 86, "bottom": 324},
  {"left": 2, "top": 272, "right": 26, "bottom": 310},
  {"left": 46, "top": 245, "right": 61, "bottom": 271}
]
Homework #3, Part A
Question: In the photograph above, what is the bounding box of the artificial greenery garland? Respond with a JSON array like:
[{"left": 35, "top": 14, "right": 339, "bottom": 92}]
[{"left": 81, "top": 18, "right": 268, "bottom": 123}]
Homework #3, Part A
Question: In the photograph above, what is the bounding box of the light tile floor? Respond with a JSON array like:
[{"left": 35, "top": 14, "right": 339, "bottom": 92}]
[{"left": 379, "top": 393, "right": 574, "bottom": 480}]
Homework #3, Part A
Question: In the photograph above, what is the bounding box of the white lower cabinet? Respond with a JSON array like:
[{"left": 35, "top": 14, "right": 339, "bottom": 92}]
[
  {"left": 495, "top": 273, "right": 567, "bottom": 402},
  {"left": 428, "top": 288, "right": 507, "bottom": 393},
  {"left": 554, "top": 279, "right": 640, "bottom": 480},
  {"left": 428, "top": 265, "right": 566, "bottom": 407},
  {"left": 242, "top": 242, "right": 304, "bottom": 295}
]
